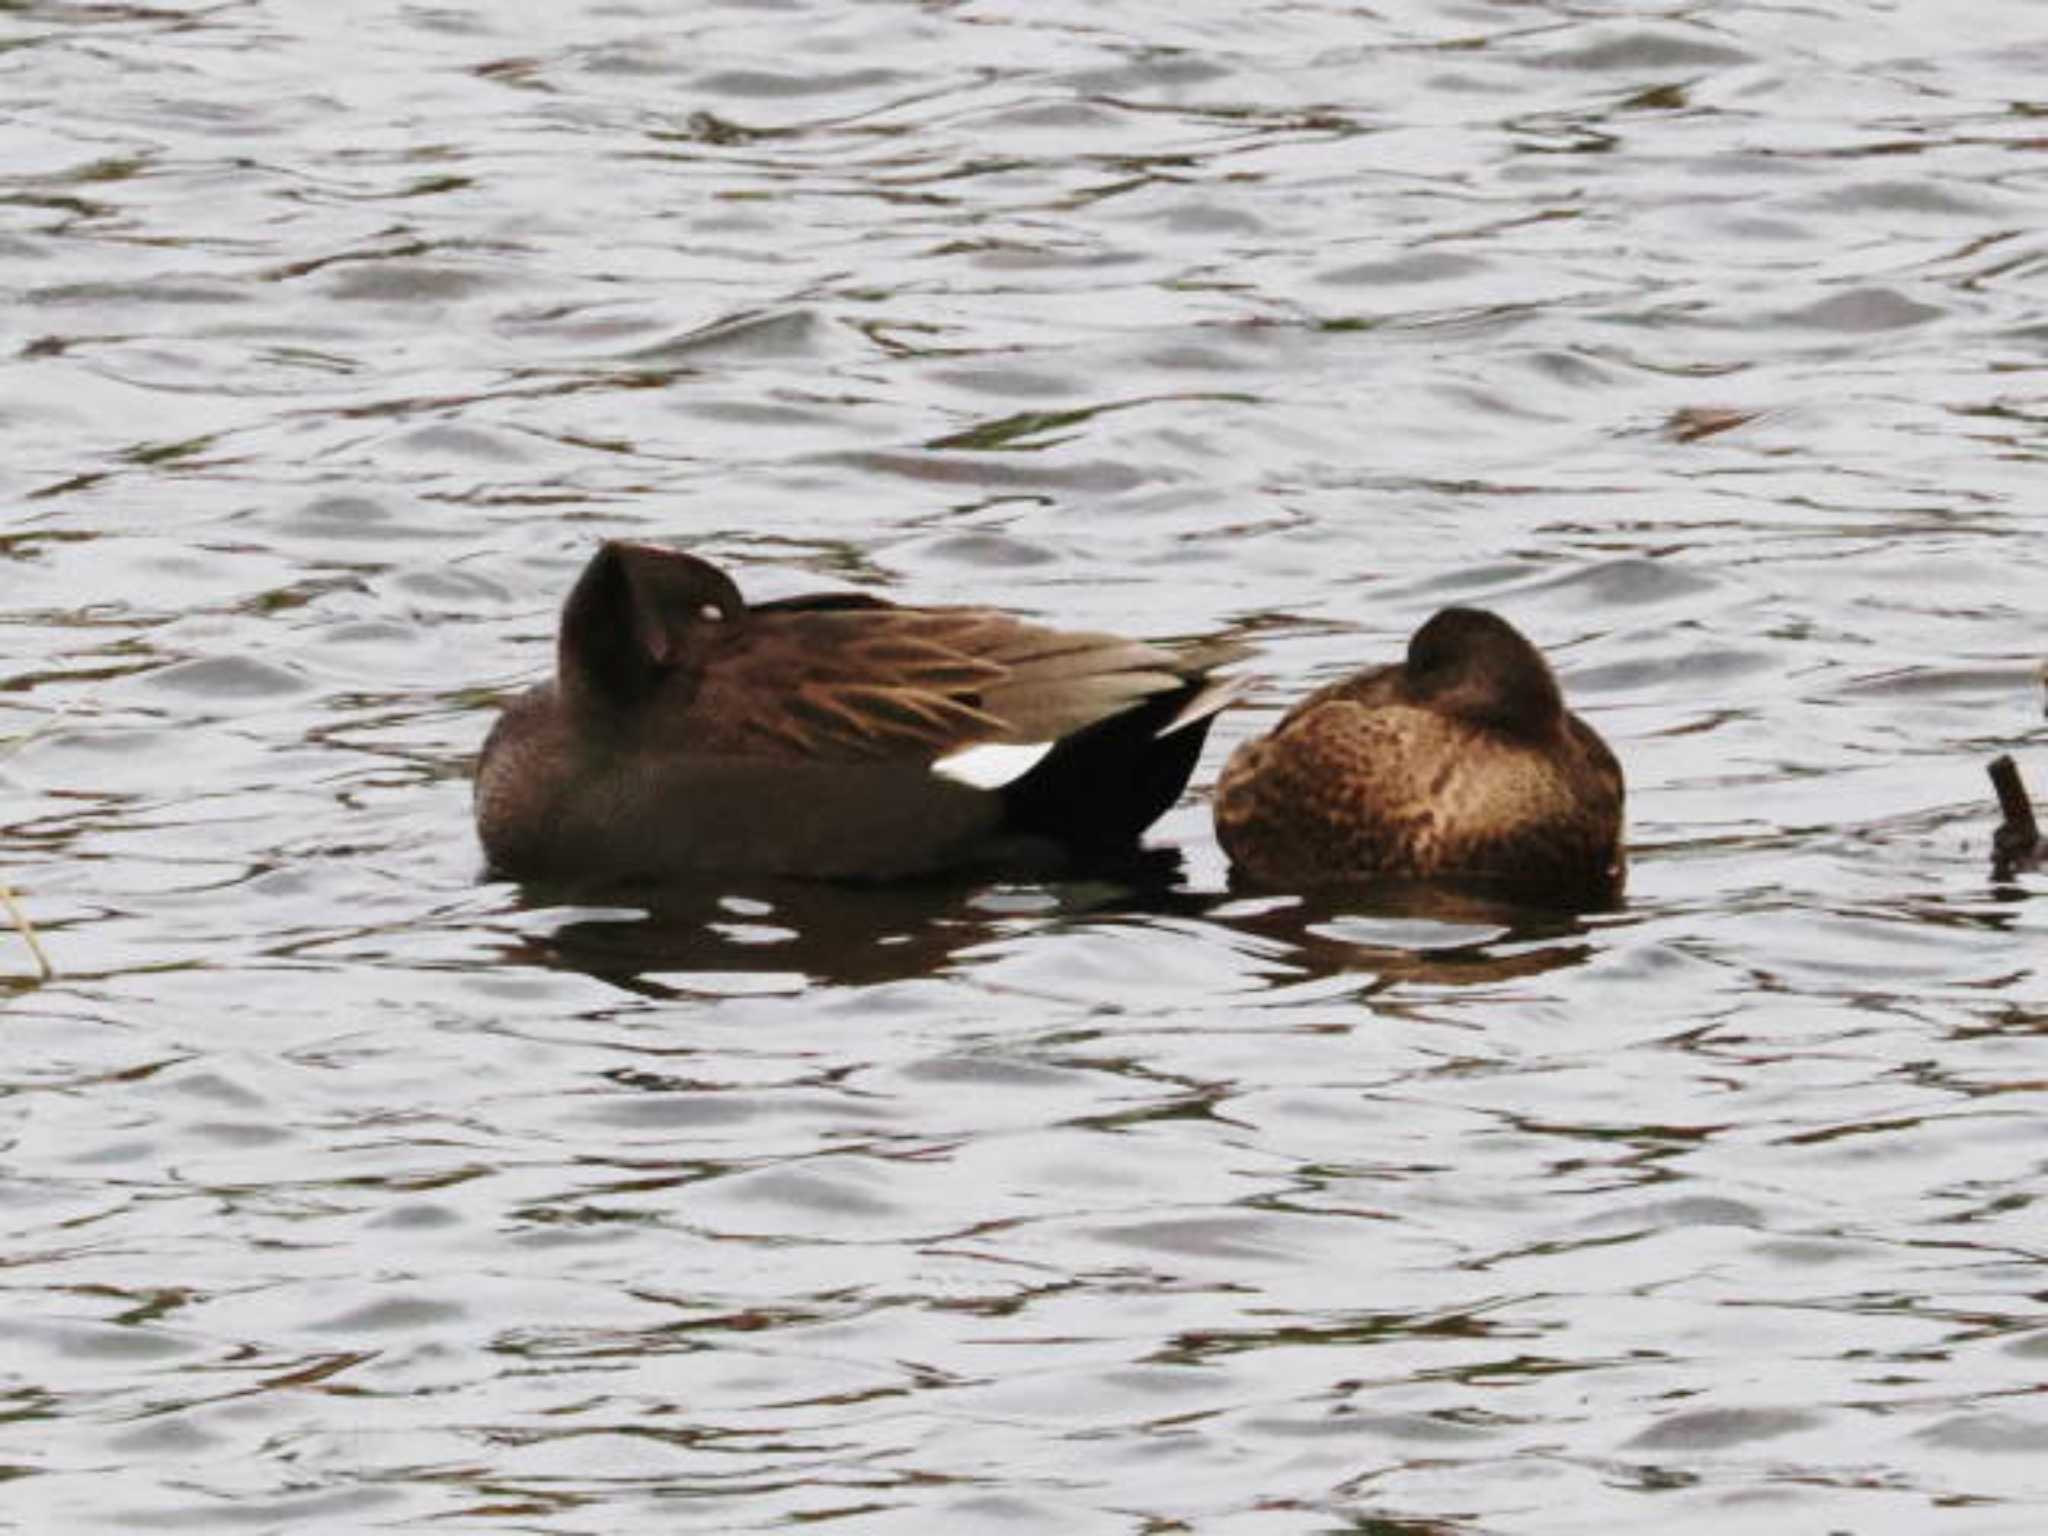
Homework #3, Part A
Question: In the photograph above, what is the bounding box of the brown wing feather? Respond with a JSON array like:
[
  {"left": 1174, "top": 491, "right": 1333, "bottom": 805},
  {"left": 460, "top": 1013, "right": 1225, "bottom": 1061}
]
[
  {"left": 786, "top": 681, "right": 1010, "bottom": 750},
  {"left": 691, "top": 603, "right": 1212, "bottom": 763},
  {"left": 1216, "top": 702, "right": 1448, "bottom": 883}
]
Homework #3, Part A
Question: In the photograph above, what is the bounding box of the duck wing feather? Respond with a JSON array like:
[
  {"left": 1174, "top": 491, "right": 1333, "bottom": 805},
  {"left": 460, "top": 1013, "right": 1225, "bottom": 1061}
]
[{"left": 696, "top": 601, "right": 1225, "bottom": 762}]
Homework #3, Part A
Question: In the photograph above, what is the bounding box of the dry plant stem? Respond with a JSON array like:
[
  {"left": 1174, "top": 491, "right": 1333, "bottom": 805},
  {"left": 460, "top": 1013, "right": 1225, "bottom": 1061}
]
[
  {"left": 3, "top": 704, "right": 74, "bottom": 980},
  {"left": 1989, "top": 754, "right": 2041, "bottom": 880},
  {"left": 2, "top": 881, "right": 53, "bottom": 980},
  {"left": 1990, "top": 755, "right": 2036, "bottom": 836}
]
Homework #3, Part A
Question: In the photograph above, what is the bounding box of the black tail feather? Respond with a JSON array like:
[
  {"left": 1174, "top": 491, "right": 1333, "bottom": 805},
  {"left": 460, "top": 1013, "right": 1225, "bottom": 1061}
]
[{"left": 1001, "top": 681, "right": 1218, "bottom": 850}]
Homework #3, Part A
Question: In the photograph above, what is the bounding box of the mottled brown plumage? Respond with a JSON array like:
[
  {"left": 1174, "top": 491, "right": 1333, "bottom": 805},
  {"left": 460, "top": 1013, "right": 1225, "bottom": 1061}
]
[
  {"left": 1213, "top": 607, "right": 1624, "bottom": 904},
  {"left": 476, "top": 541, "right": 1245, "bottom": 884}
]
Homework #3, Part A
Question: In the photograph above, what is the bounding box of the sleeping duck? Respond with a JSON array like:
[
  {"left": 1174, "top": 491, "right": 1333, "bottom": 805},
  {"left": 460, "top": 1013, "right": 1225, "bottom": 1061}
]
[
  {"left": 476, "top": 541, "right": 1246, "bottom": 885},
  {"left": 1213, "top": 607, "right": 1624, "bottom": 905}
]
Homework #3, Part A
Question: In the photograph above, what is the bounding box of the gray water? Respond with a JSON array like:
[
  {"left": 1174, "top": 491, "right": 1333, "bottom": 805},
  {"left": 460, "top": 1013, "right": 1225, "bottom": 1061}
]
[{"left": 5, "top": 1, "right": 2048, "bottom": 1531}]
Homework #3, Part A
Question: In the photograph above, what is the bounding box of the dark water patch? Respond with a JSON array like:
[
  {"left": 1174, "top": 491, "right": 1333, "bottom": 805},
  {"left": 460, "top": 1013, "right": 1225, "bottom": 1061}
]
[
  {"left": 1833, "top": 664, "right": 2034, "bottom": 701},
  {"left": 955, "top": 240, "right": 1146, "bottom": 275},
  {"left": 697, "top": 1164, "right": 904, "bottom": 1224},
  {"left": 387, "top": 566, "right": 516, "bottom": 609},
  {"left": 1536, "top": 29, "right": 1756, "bottom": 73},
  {"left": 1779, "top": 287, "right": 1948, "bottom": 332},
  {"left": 1136, "top": 339, "right": 1261, "bottom": 374},
  {"left": 106, "top": 1416, "right": 224, "bottom": 1455},
  {"left": 323, "top": 262, "right": 509, "bottom": 304},
  {"left": 900, "top": 1054, "right": 1093, "bottom": 1091},
  {"left": 1096, "top": 1214, "right": 1300, "bottom": 1265},
  {"left": 1145, "top": 197, "right": 1267, "bottom": 236},
  {"left": 24, "top": 278, "right": 252, "bottom": 311},
  {"left": 1520, "top": 346, "right": 1622, "bottom": 390},
  {"left": 578, "top": 1092, "right": 772, "bottom": 1132},
  {"left": 1498, "top": 555, "right": 1725, "bottom": 612},
  {"left": 895, "top": 530, "right": 1063, "bottom": 569},
  {"left": 17, "top": 1319, "right": 201, "bottom": 1365},
  {"left": 694, "top": 66, "right": 908, "bottom": 100},
  {"left": 130, "top": 655, "right": 310, "bottom": 702},
  {"left": 121, "top": 1487, "right": 407, "bottom": 1530},
  {"left": 262, "top": 492, "right": 475, "bottom": 544},
  {"left": 1915, "top": 1412, "right": 2048, "bottom": 1453},
  {"left": 1064, "top": 52, "right": 1237, "bottom": 98},
  {"left": 185, "top": 1118, "right": 292, "bottom": 1149},
  {"left": 675, "top": 397, "right": 847, "bottom": 431},
  {"left": 928, "top": 365, "right": 1086, "bottom": 401},
  {"left": 494, "top": 300, "right": 683, "bottom": 344},
  {"left": 1710, "top": 211, "right": 1816, "bottom": 244},
  {"left": 393, "top": 423, "right": 535, "bottom": 462},
  {"left": 277, "top": 493, "right": 398, "bottom": 534},
  {"left": 1807, "top": 177, "right": 2005, "bottom": 218},
  {"left": 625, "top": 307, "right": 830, "bottom": 364},
  {"left": 979, "top": 98, "right": 1127, "bottom": 133},
  {"left": 823, "top": 449, "right": 1153, "bottom": 494},
  {"left": 1624, "top": 1405, "right": 1822, "bottom": 1450},
  {"left": 1320, "top": 251, "right": 1493, "bottom": 289},
  {"left": 1577, "top": 1196, "right": 1766, "bottom": 1233},
  {"left": 311, "top": 1296, "right": 470, "bottom": 1334},
  {"left": 312, "top": 618, "right": 430, "bottom": 654},
  {"left": 367, "top": 1201, "right": 465, "bottom": 1232},
  {"left": 1344, "top": 1411, "right": 1504, "bottom": 1445}
]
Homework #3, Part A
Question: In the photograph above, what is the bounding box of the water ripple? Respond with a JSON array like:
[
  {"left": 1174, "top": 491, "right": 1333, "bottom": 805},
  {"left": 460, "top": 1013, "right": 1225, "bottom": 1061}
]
[{"left": 4, "top": 0, "right": 2047, "bottom": 1531}]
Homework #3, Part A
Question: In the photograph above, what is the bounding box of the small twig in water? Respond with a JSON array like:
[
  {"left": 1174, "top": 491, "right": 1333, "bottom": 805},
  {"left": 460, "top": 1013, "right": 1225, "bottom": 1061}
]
[
  {"left": 1989, "top": 754, "right": 2041, "bottom": 881},
  {"left": 2, "top": 880, "right": 52, "bottom": 980},
  {"left": 2, "top": 696, "right": 88, "bottom": 981}
]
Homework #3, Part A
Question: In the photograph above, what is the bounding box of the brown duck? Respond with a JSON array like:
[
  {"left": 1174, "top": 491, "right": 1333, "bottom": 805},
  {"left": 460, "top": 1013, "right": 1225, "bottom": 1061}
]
[
  {"left": 1213, "top": 607, "right": 1624, "bottom": 903},
  {"left": 475, "top": 541, "right": 1246, "bottom": 885}
]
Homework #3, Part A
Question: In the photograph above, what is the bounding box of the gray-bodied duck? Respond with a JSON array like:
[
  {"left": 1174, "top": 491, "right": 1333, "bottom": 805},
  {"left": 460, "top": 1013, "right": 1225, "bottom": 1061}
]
[
  {"left": 1213, "top": 607, "right": 1623, "bottom": 904},
  {"left": 476, "top": 541, "right": 1246, "bottom": 885}
]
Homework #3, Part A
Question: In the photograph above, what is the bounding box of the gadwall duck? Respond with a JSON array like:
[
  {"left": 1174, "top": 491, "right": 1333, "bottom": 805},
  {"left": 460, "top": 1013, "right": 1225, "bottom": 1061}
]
[
  {"left": 1213, "top": 607, "right": 1623, "bottom": 903},
  {"left": 476, "top": 541, "right": 1246, "bottom": 884}
]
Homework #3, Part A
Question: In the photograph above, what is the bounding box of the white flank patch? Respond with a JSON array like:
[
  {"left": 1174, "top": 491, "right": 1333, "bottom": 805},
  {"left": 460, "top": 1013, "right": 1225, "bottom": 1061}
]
[{"left": 930, "top": 740, "right": 1056, "bottom": 790}]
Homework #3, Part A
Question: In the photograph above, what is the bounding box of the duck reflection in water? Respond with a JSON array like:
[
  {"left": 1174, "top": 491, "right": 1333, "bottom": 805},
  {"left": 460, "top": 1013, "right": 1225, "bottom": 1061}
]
[
  {"left": 1212, "top": 878, "right": 1607, "bottom": 992},
  {"left": 501, "top": 850, "right": 1192, "bottom": 994}
]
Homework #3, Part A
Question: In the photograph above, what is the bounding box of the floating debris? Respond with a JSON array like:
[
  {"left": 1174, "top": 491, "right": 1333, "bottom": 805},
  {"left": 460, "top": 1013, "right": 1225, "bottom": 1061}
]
[
  {"left": 1665, "top": 406, "right": 1760, "bottom": 444},
  {"left": 3, "top": 880, "right": 51, "bottom": 980},
  {"left": 1989, "top": 754, "right": 2041, "bottom": 881}
]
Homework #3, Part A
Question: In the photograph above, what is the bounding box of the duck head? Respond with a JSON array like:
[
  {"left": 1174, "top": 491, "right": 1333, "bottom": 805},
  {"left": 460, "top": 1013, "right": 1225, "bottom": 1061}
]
[
  {"left": 558, "top": 541, "right": 745, "bottom": 719},
  {"left": 1402, "top": 606, "right": 1565, "bottom": 739}
]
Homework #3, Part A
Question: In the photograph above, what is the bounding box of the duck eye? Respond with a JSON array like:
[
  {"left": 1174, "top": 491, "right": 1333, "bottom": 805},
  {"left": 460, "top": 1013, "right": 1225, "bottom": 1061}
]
[{"left": 698, "top": 603, "right": 724, "bottom": 623}]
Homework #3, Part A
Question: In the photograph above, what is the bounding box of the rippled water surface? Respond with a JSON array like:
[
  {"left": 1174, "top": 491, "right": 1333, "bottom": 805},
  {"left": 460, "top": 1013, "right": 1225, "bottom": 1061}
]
[{"left": 5, "top": 1, "right": 2048, "bottom": 1530}]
